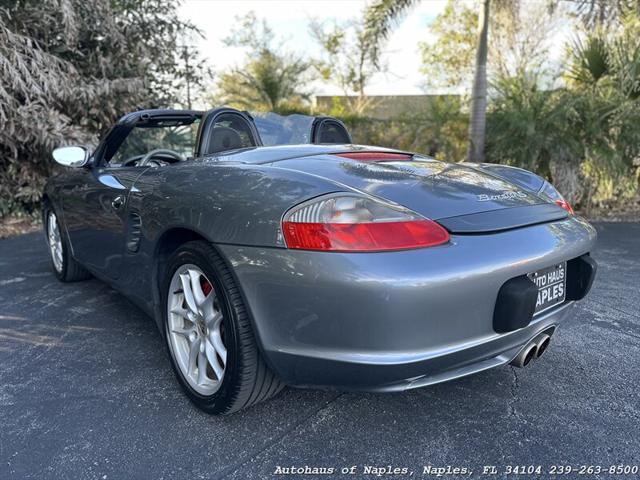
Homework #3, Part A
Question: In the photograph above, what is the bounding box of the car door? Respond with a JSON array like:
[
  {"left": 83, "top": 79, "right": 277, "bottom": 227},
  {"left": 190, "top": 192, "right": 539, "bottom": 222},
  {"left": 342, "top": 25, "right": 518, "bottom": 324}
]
[
  {"left": 60, "top": 165, "right": 147, "bottom": 280},
  {"left": 60, "top": 110, "right": 202, "bottom": 281}
]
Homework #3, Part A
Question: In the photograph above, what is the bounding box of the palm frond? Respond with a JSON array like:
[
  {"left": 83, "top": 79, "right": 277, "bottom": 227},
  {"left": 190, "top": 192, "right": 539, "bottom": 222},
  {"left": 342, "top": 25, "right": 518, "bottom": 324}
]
[
  {"left": 567, "top": 33, "right": 611, "bottom": 86},
  {"left": 363, "top": 0, "right": 419, "bottom": 66}
]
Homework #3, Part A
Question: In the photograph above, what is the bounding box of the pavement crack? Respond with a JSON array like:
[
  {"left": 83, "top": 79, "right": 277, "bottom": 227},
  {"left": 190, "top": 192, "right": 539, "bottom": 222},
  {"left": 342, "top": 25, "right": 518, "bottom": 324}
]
[
  {"left": 507, "top": 367, "right": 520, "bottom": 420},
  {"left": 215, "top": 393, "right": 343, "bottom": 480}
]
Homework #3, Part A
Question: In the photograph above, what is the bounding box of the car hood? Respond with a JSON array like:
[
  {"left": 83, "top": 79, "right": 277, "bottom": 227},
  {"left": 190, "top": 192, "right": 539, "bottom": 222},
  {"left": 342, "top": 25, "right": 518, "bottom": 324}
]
[{"left": 269, "top": 155, "right": 545, "bottom": 220}]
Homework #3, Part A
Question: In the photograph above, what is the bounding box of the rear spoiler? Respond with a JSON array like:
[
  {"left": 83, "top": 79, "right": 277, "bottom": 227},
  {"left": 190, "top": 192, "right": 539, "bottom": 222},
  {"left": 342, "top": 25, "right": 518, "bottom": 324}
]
[{"left": 437, "top": 204, "right": 569, "bottom": 234}]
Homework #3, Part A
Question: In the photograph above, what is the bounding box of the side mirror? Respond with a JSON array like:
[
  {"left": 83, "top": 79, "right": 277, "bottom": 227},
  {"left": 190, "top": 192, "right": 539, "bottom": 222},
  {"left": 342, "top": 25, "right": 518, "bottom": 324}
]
[{"left": 52, "top": 146, "right": 89, "bottom": 168}]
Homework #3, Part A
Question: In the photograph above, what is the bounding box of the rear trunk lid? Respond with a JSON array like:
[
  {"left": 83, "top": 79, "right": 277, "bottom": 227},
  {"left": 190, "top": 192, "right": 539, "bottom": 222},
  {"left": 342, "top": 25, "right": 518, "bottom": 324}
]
[{"left": 271, "top": 155, "right": 568, "bottom": 232}]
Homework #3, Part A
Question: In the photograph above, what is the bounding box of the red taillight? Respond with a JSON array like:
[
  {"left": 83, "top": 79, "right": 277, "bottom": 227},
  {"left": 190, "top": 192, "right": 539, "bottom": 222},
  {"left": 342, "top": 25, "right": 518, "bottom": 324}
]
[
  {"left": 555, "top": 199, "right": 574, "bottom": 215},
  {"left": 539, "top": 182, "right": 574, "bottom": 215},
  {"left": 336, "top": 152, "right": 413, "bottom": 162},
  {"left": 283, "top": 193, "right": 450, "bottom": 252},
  {"left": 282, "top": 219, "right": 450, "bottom": 252}
]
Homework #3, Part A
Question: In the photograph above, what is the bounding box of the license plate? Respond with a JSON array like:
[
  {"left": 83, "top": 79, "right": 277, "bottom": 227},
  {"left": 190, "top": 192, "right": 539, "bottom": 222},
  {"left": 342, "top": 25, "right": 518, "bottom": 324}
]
[{"left": 528, "top": 262, "right": 566, "bottom": 315}]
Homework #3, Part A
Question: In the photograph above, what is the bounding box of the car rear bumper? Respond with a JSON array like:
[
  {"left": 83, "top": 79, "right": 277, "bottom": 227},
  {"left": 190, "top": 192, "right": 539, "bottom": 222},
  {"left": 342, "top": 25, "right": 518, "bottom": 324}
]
[{"left": 218, "top": 216, "right": 597, "bottom": 390}]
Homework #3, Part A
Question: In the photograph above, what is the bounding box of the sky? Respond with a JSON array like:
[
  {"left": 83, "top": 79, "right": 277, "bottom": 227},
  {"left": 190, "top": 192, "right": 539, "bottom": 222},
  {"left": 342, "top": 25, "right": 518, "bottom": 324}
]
[
  {"left": 178, "top": 0, "right": 448, "bottom": 97},
  {"left": 178, "top": 0, "right": 573, "bottom": 101}
]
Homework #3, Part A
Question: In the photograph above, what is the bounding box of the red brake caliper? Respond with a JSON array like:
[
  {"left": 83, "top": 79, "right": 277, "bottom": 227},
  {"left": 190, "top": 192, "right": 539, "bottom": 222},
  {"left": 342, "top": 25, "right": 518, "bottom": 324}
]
[{"left": 200, "top": 277, "right": 213, "bottom": 296}]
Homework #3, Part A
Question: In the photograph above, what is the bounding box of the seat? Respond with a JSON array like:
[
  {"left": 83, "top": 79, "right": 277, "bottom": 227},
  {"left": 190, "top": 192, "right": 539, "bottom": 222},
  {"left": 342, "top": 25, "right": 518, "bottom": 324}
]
[
  {"left": 207, "top": 126, "right": 243, "bottom": 154},
  {"left": 318, "top": 124, "right": 350, "bottom": 143},
  {"left": 195, "top": 108, "right": 261, "bottom": 157},
  {"left": 312, "top": 118, "right": 352, "bottom": 144}
]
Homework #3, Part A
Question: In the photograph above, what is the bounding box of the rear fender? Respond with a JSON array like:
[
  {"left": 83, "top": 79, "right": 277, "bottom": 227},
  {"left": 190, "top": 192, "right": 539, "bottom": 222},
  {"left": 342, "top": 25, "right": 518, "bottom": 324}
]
[{"left": 131, "top": 162, "right": 343, "bottom": 248}]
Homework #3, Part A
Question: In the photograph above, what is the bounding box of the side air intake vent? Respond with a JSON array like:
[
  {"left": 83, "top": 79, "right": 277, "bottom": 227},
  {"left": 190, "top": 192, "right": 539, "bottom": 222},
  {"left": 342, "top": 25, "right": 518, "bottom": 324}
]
[{"left": 127, "top": 213, "right": 142, "bottom": 253}]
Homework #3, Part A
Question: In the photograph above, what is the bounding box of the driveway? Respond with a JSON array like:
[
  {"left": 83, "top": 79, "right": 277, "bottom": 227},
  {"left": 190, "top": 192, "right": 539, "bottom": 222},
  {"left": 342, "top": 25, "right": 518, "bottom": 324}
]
[{"left": 1, "top": 223, "right": 639, "bottom": 479}]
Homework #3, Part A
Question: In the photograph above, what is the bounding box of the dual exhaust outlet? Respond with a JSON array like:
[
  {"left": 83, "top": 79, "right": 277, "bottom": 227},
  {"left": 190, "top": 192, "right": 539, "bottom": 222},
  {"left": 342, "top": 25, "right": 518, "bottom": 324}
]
[{"left": 510, "top": 329, "right": 554, "bottom": 368}]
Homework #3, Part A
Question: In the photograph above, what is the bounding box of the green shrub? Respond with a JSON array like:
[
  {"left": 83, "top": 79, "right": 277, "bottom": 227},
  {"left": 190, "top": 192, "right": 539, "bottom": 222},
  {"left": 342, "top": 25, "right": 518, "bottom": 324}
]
[
  {"left": 0, "top": 1, "right": 199, "bottom": 219},
  {"left": 482, "top": 15, "right": 640, "bottom": 209},
  {"left": 339, "top": 96, "right": 468, "bottom": 162},
  {"left": 486, "top": 75, "right": 581, "bottom": 179}
]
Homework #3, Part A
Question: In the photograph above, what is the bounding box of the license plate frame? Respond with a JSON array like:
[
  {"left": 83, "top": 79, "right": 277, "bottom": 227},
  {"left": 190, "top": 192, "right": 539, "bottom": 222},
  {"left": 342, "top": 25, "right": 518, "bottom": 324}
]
[{"left": 528, "top": 262, "right": 567, "bottom": 315}]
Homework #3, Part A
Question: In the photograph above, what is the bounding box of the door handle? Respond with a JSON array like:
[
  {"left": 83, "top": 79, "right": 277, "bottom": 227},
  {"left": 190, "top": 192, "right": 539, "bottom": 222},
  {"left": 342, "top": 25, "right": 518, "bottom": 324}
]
[{"left": 111, "top": 195, "right": 125, "bottom": 211}]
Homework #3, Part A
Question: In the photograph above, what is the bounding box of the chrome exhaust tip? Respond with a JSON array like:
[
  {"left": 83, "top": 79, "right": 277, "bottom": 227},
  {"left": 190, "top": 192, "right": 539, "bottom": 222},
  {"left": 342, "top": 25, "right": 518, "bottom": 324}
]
[
  {"left": 510, "top": 342, "right": 538, "bottom": 368},
  {"left": 510, "top": 329, "right": 555, "bottom": 368},
  {"left": 534, "top": 333, "right": 551, "bottom": 358}
]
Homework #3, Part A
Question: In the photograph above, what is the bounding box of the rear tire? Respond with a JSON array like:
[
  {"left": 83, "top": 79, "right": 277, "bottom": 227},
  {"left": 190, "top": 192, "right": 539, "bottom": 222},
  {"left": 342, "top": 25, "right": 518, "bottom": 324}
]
[
  {"left": 161, "top": 240, "right": 284, "bottom": 414},
  {"left": 44, "top": 207, "right": 91, "bottom": 282}
]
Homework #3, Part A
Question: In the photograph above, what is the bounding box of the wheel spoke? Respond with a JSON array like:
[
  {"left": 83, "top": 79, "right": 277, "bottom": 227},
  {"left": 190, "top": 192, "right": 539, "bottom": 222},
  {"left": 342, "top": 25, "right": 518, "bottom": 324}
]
[
  {"left": 188, "top": 337, "right": 200, "bottom": 375},
  {"left": 201, "top": 294, "right": 215, "bottom": 319},
  {"left": 205, "top": 311, "right": 222, "bottom": 330},
  {"left": 197, "top": 351, "right": 209, "bottom": 385},
  {"left": 179, "top": 272, "right": 198, "bottom": 314},
  {"left": 170, "top": 306, "right": 191, "bottom": 321},
  {"left": 188, "top": 269, "right": 207, "bottom": 307},
  {"left": 209, "top": 328, "right": 227, "bottom": 364},
  {"left": 205, "top": 340, "right": 224, "bottom": 380},
  {"left": 171, "top": 325, "right": 194, "bottom": 338}
]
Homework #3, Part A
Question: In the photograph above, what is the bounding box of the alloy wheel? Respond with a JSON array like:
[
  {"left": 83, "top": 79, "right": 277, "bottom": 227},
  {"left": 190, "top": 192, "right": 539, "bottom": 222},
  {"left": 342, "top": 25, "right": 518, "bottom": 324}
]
[
  {"left": 167, "top": 264, "right": 227, "bottom": 396},
  {"left": 47, "top": 212, "right": 64, "bottom": 273}
]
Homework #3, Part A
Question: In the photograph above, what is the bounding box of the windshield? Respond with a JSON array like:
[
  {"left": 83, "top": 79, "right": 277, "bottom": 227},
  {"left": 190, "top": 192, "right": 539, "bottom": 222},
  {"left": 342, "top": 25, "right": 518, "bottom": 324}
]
[
  {"left": 109, "top": 119, "right": 200, "bottom": 166},
  {"left": 252, "top": 112, "right": 315, "bottom": 146}
]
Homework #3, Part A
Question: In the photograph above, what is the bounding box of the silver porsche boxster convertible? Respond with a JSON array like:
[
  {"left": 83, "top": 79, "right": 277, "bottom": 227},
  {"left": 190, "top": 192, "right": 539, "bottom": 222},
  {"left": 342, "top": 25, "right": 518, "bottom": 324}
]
[{"left": 43, "top": 108, "right": 597, "bottom": 414}]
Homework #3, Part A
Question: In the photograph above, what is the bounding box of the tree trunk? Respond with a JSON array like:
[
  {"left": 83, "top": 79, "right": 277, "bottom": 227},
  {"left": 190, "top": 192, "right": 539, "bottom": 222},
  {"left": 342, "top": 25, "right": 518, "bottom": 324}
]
[{"left": 467, "top": 0, "right": 490, "bottom": 163}]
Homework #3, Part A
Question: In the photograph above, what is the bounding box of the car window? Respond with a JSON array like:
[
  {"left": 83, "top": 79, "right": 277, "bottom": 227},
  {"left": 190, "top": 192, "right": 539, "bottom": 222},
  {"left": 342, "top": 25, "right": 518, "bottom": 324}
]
[{"left": 109, "top": 119, "right": 200, "bottom": 166}]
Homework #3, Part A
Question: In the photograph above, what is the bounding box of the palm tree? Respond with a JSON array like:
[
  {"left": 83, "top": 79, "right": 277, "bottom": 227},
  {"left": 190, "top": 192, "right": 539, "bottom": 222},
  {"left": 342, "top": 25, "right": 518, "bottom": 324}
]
[
  {"left": 217, "top": 50, "right": 310, "bottom": 112},
  {"left": 364, "top": 0, "right": 492, "bottom": 162},
  {"left": 568, "top": 0, "right": 640, "bottom": 28},
  {"left": 468, "top": 0, "right": 490, "bottom": 163},
  {"left": 216, "top": 13, "right": 312, "bottom": 113}
]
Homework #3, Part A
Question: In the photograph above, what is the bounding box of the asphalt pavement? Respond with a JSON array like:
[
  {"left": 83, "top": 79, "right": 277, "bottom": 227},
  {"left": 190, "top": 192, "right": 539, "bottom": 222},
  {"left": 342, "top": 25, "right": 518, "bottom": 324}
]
[{"left": 1, "top": 223, "right": 639, "bottom": 479}]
